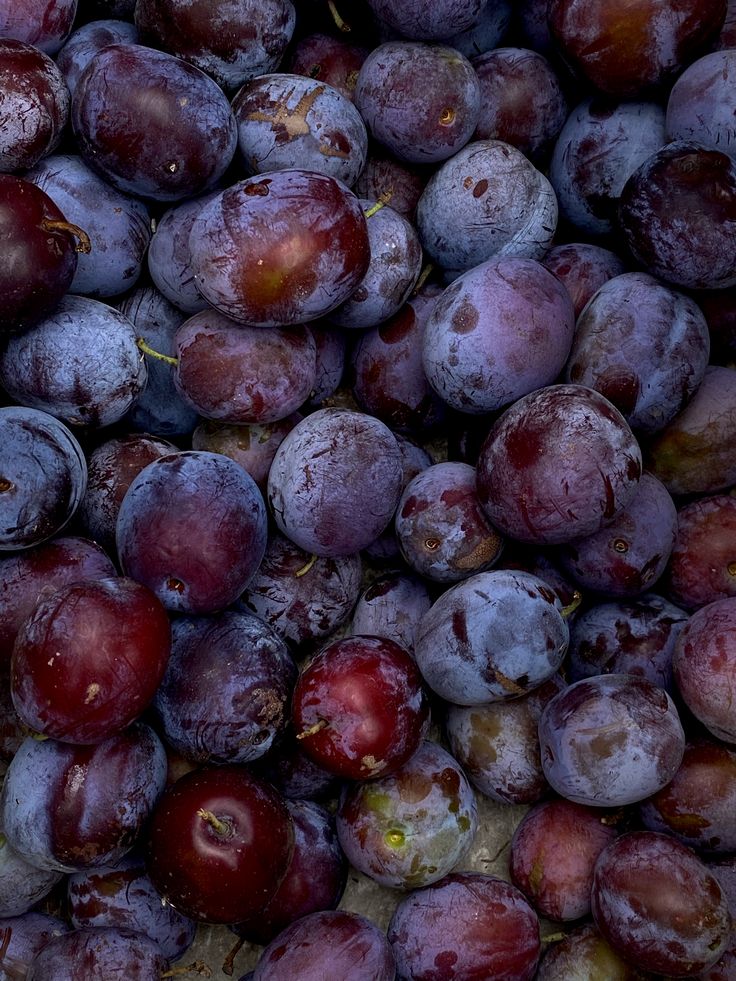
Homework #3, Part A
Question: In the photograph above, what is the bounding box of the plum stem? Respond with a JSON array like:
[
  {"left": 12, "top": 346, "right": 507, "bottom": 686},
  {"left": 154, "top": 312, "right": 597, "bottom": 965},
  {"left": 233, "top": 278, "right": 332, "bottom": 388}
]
[
  {"left": 196, "top": 809, "right": 230, "bottom": 836},
  {"left": 221, "top": 936, "right": 245, "bottom": 976},
  {"left": 561, "top": 590, "right": 582, "bottom": 619},
  {"left": 161, "top": 961, "right": 213, "bottom": 978},
  {"left": 541, "top": 932, "right": 567, "bottom": 944},
  {"left": 363, "top": 191, "right": 392, "bottom": 219},
  {"left": 327, "top": 0, "right": 351, "bottom": 32},
  {"left": 295, "top": 553, "right": 318, "bottom": 577},
  {"left": 40, "top": 218, "right": 92, "bottom": 254},
  {"left": 296, "top": 718, "right": 329, "bottom": 740},
  {"left": 412, "top": 262, "right": 435, "bottom": 295},
  {"left": 137, "top": 337, "right": 178, "bottom": 366}
]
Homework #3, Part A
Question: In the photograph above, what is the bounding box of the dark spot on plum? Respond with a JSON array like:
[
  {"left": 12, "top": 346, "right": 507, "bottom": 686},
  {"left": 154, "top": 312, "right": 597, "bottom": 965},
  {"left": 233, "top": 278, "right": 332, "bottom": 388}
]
[
  {"left": 472, "top": 178, "right": 489, "bottom": 198},
  {"left": 451, "top": 298, "right": 479, "bottom": 334},
  {"left": 244, "top": 181, "right": 270, "bottom": 197},
  {"left": 440, "top": 487, "right": 467, "bottom": 508},
  {"left": 598, "top": 369, "right": 640, "bottom": 416},
  {"left": 452, "top": 609, "right": 468, "bottom": 645},
  {"left": 401, "top": 495, "right": 430, "bottom": 519}
]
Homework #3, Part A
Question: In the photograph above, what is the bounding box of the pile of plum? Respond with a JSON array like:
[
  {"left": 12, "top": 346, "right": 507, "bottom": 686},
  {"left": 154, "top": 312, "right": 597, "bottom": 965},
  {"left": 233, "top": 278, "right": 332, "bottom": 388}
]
[{"left": 2, "top": 0, "right": 736, "bottom": 976}]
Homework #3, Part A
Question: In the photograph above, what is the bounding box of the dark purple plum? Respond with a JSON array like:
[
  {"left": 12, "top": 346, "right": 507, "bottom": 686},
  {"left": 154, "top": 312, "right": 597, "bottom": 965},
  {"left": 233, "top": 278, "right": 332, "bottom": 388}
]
[
  {"left": 0, "top": 296, "right": 147, "bottom": 430},
  {"left": 568, "top": 593, "right": 687, "bottom": 693},
  {"left": 0, "top": 725, "right": 167, "bottom": 873},
  {"left": 55, "top": 18, "right": 139, "bottom": 96},
  {"left": 188, "top": 170, "right": 370, "bottom": 327},
  {"left": 173, "top": 310, "right": 317, "bottom": 424},
  {"left": 78, "top": 433, "right": 176, "bottom": 555},
  {"left": 134, "top": 0, "right": 296, "bottom": 91},
  {"left": 557, "top": 473, "right": 678, "bottom": 598},
  {"left": 476, "top": 384, "right": 642, "bottom": 545},
  {"left": 666, "top": 50, "right": 736, "bottom": 160},
  {"left": 328, "top": 198, "right": 423, "bottom": 329},
  {"left": 547, "top": 0, "right": 726, "bottom": 96},
  {"left": 116, "top": 450, "right": 267, "bottom": 614},
  {"left": 549, "top": 98, "right": 666, "bottom": 238},
  {"left": 565, "top": 272, "right": 710, "bottom": 434},
  {"left": 0, "top": 912, "right": 69, "bottom": 979},
  {"left": 0, "top": 407, "right": 87, "bottom": 552},
  {"left": 233, "top": 799, "right": 347, "bottom": 945},
  {"left": 414, "top": 569, "right": 568, "bottom": 705},
  {"left": 238, "top": 531, "right": 362, "bottom": 649},
  {"left": 146, "top": 192, "right": 217, "bottom": 314},
  {"left": 421, "top": 256, "right": 575, "bottom": 413},
  {"left": 253, "top": 728, "right": 341, "bottom": 803},
  {"left": 666, "top": 495, "right": 736, "bottom": 610},
  {"left": 304, "top": 323, "right": 346, "bottom": 407},
  {"left": 350, "top": 572, "right": 431, "bottom": 655},
  {"left": 192, "top": 416, "right": 302, "bottom": 494},
  {"left": 253, "top": 910, "right": 395, "bottom": 981},
  {"left": 538, "top": 674, "right": 686, "bottom": 806},
  {"left": 0, "top": 842, "right": 62, "bottom": 918},
  {"left": 0, "top": 39, "right": 69, "bottom": 173},
  {"left": 535, "top": 923, "right": 647, "bottom": 980},
  {"left": 443, "top": 0, "right": 512, "bottom": 57},
  {"left": 153, "top": 611, "right": 296, "bottom": 764},
  {"left": 395, "top": 462, "right": 503, "bottom": 582},
  {"left": 472, "top": 47, "right": 568, "bottom": 162},
  {"left": 0, "top": 536, "right": 116, "bottom": 665},
  {"left": 232, "top": 73, "right": 368, "bottom": 187},
  {"left": 118, "top": 287, "right": 198, "bottom": 439},
  {"left": 72, "top": 43, "right": 237, "bottom": 201},
  {"left": 336, "top": 740, "right": 478, "bottom": 889},
  {"left": 0, "top": 0, "right": 77, "bottom": 54},
  {"left": 673, "top": 598, "right": 736, "bottom": 744},
  {"left": 591, "top": 831, "right": 731, "bottom": 976},
  {"left": 619, "top": 141, "right": 736, "bottom": 290},
  {"left": 354, "top": 42, "right": 480, "bottom": 164},
  {"left": 510, "top": 798, "right": 618, "bottom": 921},
  {"left": 645, "top": 366, "right": 736, "bottom": 495},
  {"left": 285, "top": 32, "right": 368, "bottom": 102},
  {"left": 267, "top": 407, "right": 403, "bottom": 557},
  {"left": 353, "top": 148, "right": 429, "bottom": 218},
  {"left": 366, "top": 0, "right": 487, "bottom": 39},
  {"left": 542, "top": 242, "right": 626, "bottom": 318},
  {"left": 416, "top": 140, "right": 557, "bottom": 278},
  {"left": 445, "top": 674, "right": 566, "bottom": 805},
  {"left": 640, "top": 739, "right": 736, "bottom": 854},
  {"left": 67, "top": 855, "right": 196, "bottom": 961},
  {"left": 26, "top": 927, "right": 169, "bottom": 980},
  {"left": 387, "top": 872, "right": 540, "bottom": 981}
]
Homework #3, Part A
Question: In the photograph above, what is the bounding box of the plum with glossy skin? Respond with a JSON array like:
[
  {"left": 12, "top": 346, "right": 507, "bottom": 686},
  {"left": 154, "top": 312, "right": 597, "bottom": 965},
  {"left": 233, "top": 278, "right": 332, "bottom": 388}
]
[
  {"left": 542, "top": 242, "right": 626, "bottom": 318},
  {"left": 422, "top": 256, "right": 575, "bottom": 413},
  {"left": 336, "top": 740, "right": 478, "bottom": 890},
  {"left": 0, "top": 175, "right": 88, "bottom": 333},
  {"left": 0, "top": 0, "right": 77, "bottom": 54},
  {"left": 565, "top": 272, "right": 710, "bottom": 434},
  {"left": 350, "top": 573, "right": 431, "bottom": 656},
  {"left": 134, "top": 0, "right": 296, "bottom": 91},
  {"left": 395, "top": 462, "right": 503, "bottom": 582},
  {"left": 673, "top": 598, "right": 736, "bottom": 743},
  {"left": 538, "top": 674, "right": 686, "bottom": 806},
  {"left": 416, "top": 139, "right": 557, "bottom": 278},
  {"left": 253, "top": 910, "right": 395, "bottom": 981},
  {"left": 548, "top": 0, "right": 726, "bottom": 96},
  {"left": 666, "top": 496, "right": 736, "bottom": 610},
  {"left": 116, "top": 451, "right": 267, "bottom": 614},
  {"left": 618, "top": 141, "right": 736, "bottom": 290},
  {"left": 188, "top": 170, "right": 370, "bottom": 327},
  {"left": 591, "top": 831, "right": 731, "bottom": 976},
  {"left": 387, "top": 872, "right": 540, "bottom": 981},
  {"left": 414, "top": 569, "right": 568, "bottom": 705},
  {"left": 557, "top": 473, "right": 678, "bottom": 598},
  {"left": 12, "top": 577, "right": 171, "bottom": 745},
  {"left": 0, "top": 296, "right": 147, "bottom": 430},
  {"left": 645, "top": 366, "right": 736, "bottom": 495},
  {"left": 472, "top": 47, "right": 568, "bottom": 162},
  {"left": 292, "top": 635, "right": 429, "bottom": 781},
  {"left": 267, "top": 408, "right": 403, "bottom": 558},
  {"left": 0, "top": 536, "right": 116, "bottom": 664},
  {"left": 510, "top": 798, "right": 618, "bottom": 921},
  {"left": 0, "top": 407, "right": 87, "bottom": 552},
  {"left": 78, "top": 434, "right": 176, "bottom": 555},
  {"left": 238, "top": 532, "right": 362, "bottom": 649},
  {"left": 192, "top": 417, "right": 301, "bottom": 494},
  {"left": 55, "top": 18, "right": 139, "bottom": 96},
  {"left": 0, "top": 725, "right": 167, "bottom": 873},
  {"left": 67, "top": 855, "right": 196, "bottom": 961},
  {"left": 72, "top": 43, "right": 237, "bottom": 201},
  {"left": 174, "top": 311, "right": 317, "bottom": 425},
  {"left": 0, "top": 39, "right": 70, "bottom": 173},
  {"left": 354, "top": 42, "right": 480, "bottom": 164},
  {"left": 232, "top": 74, "right": 368, "bottom": 187},
  {"left": 476, "top": 384, "right": 642, "bottom": 545},
  {"left": 153, "top": 611, "right": 296, "bottom": 764},
  {"left": 145, "top": 765, "right": 294, "bottom": 923},
  {"left": 548, "top": 98, "right": 666, "bottom": 239},
  {"left": 26, "top": 927, "right": 169, "bottom": 980}
]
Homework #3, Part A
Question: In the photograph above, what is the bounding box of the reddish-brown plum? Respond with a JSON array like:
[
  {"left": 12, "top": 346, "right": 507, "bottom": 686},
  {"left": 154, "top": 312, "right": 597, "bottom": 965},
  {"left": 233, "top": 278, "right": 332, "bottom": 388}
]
[
  {"left": 286, "top": 32, "right": 368, "bottom": 102},
  {"left": 292, "top": 635, "right": 429, "bottom": 781},
  {"left": 353, "top": 148, "right": 429, "bottom": 218},
  {"left": 666, "top": 496, "right": 736, "bottom": 610},
  {"left": 0, "top": 0, "right": 77, "bottom": 54},
  {"left": 542, "top": 242, "right": 626, "bottom": 318},
  {"left": 535, "top": 923, "right": 647, "bottom": 980},
  {"left": 145, "top": 766, "right": 294, "bottom": 923},
  {"left": 192, "top": 417, "right": 301, "bottom": 494}
]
